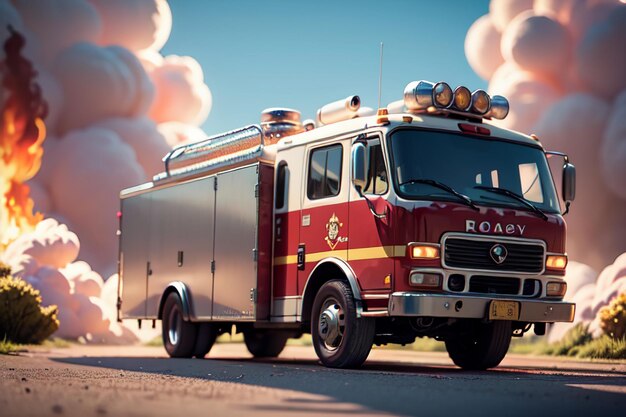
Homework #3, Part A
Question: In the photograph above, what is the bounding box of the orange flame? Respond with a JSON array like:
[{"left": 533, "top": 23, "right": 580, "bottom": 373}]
[{"left": 0, "top": 26, "right": 48, "bottom": 249}]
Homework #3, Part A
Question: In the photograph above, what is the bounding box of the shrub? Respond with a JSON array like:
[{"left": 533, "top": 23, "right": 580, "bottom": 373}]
[
  {"left": 0, "top": 265, "right": 59, "bottom": 344},
  {"left": 599, "top": 292, "right": 626, "bottom": 340}
]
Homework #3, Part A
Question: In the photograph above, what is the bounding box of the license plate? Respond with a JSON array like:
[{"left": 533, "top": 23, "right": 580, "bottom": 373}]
[{"left": 489, "top": 300, "right": 520, "bottom": 320}]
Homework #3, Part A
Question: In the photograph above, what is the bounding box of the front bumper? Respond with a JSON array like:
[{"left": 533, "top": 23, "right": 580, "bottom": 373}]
[{"left": 388, "top": 292, "right": 575, "bottom": 323}]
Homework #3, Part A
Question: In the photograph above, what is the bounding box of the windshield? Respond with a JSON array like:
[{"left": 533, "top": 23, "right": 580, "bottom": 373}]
[{"left": 387, "top": 129, "right": 560, "bottom": 214}]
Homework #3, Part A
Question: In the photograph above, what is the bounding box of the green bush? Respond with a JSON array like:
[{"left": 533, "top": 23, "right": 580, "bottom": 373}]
[
  {"left": 0, "top": 264, "right": 59, "bottom": 344},
  {"left": 599, "top": 292, "right": 626, "bottom": 340}
]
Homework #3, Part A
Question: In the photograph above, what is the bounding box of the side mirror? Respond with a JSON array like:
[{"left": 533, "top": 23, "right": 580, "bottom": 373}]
[
  {"left": 563, "top": 162, "right": 576, "bottom": 202},
  {"left": 351, "top": 142, "right": 367, "bottom": 191}
]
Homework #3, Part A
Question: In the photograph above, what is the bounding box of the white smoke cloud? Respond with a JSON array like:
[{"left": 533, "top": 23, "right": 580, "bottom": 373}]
[
  {"left": 1, "top": 219, "right": 140, "bottom": 342},
  {"left": 12, "top": 0, "right": 102, "bottom": 65},
  {"left": 148, "top": 54, "right": 213, "bottom": 125},
  {"left": 45, "top": 127, "right": 145, "bottom": 276},
  {"left": 1, "top": 0, "right": 212, "bottom": 342},
  {"left": 51, "top": 43, "right": 155, "bottom": 133},
  {"left": 89, "top": 0, "right": 172, "bottom": 53}
]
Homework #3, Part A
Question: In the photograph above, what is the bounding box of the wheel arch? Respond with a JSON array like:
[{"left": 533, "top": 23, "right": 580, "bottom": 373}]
[
  {"left": 158, "top": 281, "right": 193, "bottom": 321},
  {"left": 300, "top": 257, "right": 362, "bottom": 324}
]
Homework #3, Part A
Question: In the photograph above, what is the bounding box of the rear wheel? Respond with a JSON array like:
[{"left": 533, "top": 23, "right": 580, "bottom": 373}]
[
  {"left": 193, "top": 323, "right": 218, "bottom": 358},
  {"left": 162, "top": 292, "right": 197, "bottom": 358},
  {"left": 311, "top": 280, "right": 375, "bottom": 368},
  {"left": 243, "top": 330, "right": 288, "bottom": 358},
  {"left": 445, "top": 320, "right": 512, "bottom": 370}
]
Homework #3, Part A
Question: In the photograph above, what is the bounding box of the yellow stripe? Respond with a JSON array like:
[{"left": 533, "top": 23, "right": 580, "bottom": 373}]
[
  {"left": 273, "top": 245, "right": 406, "bottom": 266},
  {"left": 274, "top": 254, "right": 298, "bottom": 266}
]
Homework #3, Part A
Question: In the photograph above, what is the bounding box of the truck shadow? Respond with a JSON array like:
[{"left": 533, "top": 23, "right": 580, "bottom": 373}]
[{"left": 52, "top": 353, "right": 626, "bottom": 417}]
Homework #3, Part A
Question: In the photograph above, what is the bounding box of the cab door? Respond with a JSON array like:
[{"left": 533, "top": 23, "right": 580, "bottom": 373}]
[
  {"left": 348, "top": 135, "right": 395, "bottom": 291},
  {"left": 298, "top": 141, "right": 350, "bottom": 294}
]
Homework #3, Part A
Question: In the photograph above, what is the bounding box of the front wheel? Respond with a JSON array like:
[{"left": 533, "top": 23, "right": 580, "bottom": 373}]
[
  {"left": 311, "top": 280, "right": 375, "bottom": 368},
  {"left": 445, "top": 320, "right": 512, "bottom": 370}
]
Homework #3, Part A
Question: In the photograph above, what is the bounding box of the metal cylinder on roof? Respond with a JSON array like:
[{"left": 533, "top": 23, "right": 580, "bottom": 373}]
[
  {"left": 261, "top": 108, "right": 304, "bottom": 144},
  {"left": 316, "top": 95, "right": 360, "bottom": 125}
]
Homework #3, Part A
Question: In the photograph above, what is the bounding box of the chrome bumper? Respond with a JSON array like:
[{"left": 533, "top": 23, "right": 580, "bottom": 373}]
[{"left": 388, "top": 292, "right": 575, "bottom": 323}]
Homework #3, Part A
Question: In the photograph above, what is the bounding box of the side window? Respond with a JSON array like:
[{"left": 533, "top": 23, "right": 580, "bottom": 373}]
[
  {"left": 275, "top": 162, "right": 287, "bottom": 209},
  {"left": 519, "top": 162, "right": 543, "bottom": 203},
  {"left": 307, "top": 144, "right": 343, "bottom": 200},
  {"left": 363, "top": 141, "right": 388, "bottom": 195}
]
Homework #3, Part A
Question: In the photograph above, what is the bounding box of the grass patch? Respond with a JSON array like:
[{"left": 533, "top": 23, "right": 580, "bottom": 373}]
[
  {"left": 286, "top": 334, "right": 312, "bottom": 346},
  {"left": 145, "top": 336, "right": 164, "bottom": 347},
  {"left": 573, "top": 335, "right": 626, "bottom": 359},
  {"left": 42, "top": 338, "right": 72, "bottom": 348},
  {"left": 508, "top": 335, "right": 550, "bottom": 355}
]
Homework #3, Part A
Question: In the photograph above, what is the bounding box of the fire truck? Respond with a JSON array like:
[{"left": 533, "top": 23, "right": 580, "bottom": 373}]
[{"left": 117, "top": 80, "right": 576, "bottom": 370}]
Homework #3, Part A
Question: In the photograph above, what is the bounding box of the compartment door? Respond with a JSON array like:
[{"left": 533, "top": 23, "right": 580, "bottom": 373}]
[
  {"left": 213, "top": 165, "right": 259, "bottom": 320},
  {"left": 120, "top": 193, "right": 151, "bottom": 318}
]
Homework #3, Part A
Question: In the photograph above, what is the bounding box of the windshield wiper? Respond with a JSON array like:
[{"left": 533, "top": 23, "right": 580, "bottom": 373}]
[
  {"left": 474, "top": 185, "right": 548, "bottom": 221},
  {"left": 399, "top": 179, "right": 479, "bottom": 211}
]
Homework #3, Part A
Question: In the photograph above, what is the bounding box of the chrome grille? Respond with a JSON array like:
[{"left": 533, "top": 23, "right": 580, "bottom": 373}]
[{"left": 444, "top": 237, "right": 544, "bottom": 273}]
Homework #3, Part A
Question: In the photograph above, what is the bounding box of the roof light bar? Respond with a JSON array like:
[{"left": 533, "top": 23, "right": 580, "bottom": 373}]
[{"left": 402, "top": 80, "right": 509, "bottom": 120}]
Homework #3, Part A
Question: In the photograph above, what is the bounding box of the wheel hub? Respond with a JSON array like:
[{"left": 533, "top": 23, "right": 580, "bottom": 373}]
[
  {"left": 168, "top": 309, "right": 180, "bottom": 345},
  {"left": 318, "top": 302, "right": 343, "bottom": 349}
]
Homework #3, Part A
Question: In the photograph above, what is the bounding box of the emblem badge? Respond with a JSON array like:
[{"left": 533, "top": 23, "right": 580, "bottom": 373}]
[
  {"left": 325, "top": 213, "right": 348, "bottom": 250},
  {"left": 489, "top": 244, "right": 508, "bottom": 264}
]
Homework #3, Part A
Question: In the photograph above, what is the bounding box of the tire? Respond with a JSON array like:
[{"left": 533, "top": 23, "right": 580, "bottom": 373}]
[
  {"left": 193, "top": 323, "right": 218, "bottom": 358},
  {"left": 311, "top": 280, "right": 375, "bottom": 368},
  {"left": 162, "top": 292, "right": 197, "bottom": 358},
  {"left": 445, "top": 320, "right": 512, "bottom": 370},
  {"left": 243, "top": 330, "right": 288, "bottom": 358}
]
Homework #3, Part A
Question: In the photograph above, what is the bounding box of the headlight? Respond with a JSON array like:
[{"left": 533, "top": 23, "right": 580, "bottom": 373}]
[
  {"left": 409, "top": 272, "right": 442, "bottom": 288},
  {"left": 408, "top": 244, "right": 440, "bottom": 259},
  {"left": 546, "top": 281, "right": 567, "bottom": 297},
  {"left": 546, "top": 255, "right": 568, "bottom": 270}
]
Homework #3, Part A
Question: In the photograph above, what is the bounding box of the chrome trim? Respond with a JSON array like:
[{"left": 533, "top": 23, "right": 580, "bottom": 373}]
[
  {"left": 362, "top": 294, "right": 390, "bottom": 300},
  {"left": 388, "top": 292, "right": 575, "bottom": 323},
  {"left": 361, "top": 310, "right": 389, "bottom": 317},
  {"left": 272, "top": 296, "right": 301, "bottom": 317},
  {"left": 299, "top": 257, "right": 363, "bottom": 321},
  {"left": 441, "top": 232, "right": 546, "bottom": 275},
  {"left": 158, "top": 282, "right": 193, "bottom": 321}
]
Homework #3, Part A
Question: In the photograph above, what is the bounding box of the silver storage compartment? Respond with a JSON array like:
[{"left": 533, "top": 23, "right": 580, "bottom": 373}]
[{"left": 119, "top": 163, "right": 262, "bottom": 322}]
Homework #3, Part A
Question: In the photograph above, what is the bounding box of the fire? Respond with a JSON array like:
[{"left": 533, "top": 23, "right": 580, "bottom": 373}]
[{"left": 0, "top": 26, "right": 47, "bottom": 249}]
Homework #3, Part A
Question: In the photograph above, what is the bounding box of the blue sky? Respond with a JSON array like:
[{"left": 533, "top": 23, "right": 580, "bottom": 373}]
[{"left": 162, "top": 0, "right": 489, "bottom": 136}]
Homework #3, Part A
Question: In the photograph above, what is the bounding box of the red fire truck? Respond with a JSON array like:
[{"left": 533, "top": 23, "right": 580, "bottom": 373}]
[{"left": 117, "top": 80, "right": 576, "bottom": 370}]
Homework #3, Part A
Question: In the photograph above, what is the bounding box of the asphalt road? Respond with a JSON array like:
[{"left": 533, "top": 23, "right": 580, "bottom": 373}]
[{"left": 1, "top": 343, "right": 625, "bottom": 417}]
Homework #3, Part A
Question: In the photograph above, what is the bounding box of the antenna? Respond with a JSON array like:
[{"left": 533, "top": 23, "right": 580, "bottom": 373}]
[{"left": 377, "top": 42, "right": 384, "bottom": 110}]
